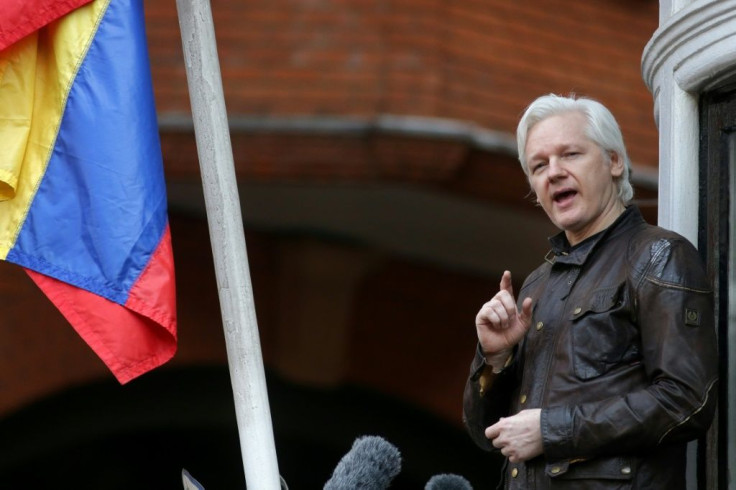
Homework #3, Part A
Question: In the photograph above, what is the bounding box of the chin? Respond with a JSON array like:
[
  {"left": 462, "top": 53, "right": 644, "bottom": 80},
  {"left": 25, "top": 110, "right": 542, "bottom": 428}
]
[
  {"left": 551, "top": 208, "right": 584, "bottom": 228},
  {"left": 549, "top": 215, "right": 576, "bottom": 231}
]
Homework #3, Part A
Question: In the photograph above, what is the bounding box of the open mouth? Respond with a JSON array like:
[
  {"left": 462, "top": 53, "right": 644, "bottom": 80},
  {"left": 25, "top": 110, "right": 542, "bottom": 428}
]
[{"left": 553, "top": 189, "right": 577, "bottom": 204}]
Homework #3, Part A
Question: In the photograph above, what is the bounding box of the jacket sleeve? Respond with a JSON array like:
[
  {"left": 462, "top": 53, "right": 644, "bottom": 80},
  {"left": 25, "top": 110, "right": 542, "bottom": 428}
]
[
  {"left": 463, "top": 343, "right": 519, "bottom": 451},
  {"left": 541, "top": 236, "right": 719, "bottom": 460}
]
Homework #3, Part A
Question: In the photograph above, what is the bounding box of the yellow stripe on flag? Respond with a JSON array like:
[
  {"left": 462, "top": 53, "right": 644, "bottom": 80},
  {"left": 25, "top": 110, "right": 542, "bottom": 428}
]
[{"left": 0, "top": 0, "right": 108, "bottom": 257}]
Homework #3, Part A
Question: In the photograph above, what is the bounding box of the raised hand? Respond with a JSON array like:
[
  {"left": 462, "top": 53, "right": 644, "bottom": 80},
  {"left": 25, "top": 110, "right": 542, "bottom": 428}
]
[{"left": 475, "top": 270, "right": 532, "bottom": 366}]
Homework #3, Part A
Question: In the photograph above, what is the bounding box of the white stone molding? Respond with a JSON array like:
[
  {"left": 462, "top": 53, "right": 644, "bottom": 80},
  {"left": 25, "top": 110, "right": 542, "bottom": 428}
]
[{"left": 641, "top": 0, "right": 736, "bottom": 240}]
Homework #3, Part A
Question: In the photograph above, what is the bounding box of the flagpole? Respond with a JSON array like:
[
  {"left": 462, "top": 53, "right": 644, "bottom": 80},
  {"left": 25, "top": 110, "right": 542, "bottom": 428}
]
[{"left": 174, "top": 2, "right": 281, "bottom": 489}]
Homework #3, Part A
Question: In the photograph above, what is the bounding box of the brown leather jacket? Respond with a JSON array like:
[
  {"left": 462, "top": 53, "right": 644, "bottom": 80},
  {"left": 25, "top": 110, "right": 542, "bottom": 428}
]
[{"left": 463, "top": 206, "right": 718, "bottom": 489}]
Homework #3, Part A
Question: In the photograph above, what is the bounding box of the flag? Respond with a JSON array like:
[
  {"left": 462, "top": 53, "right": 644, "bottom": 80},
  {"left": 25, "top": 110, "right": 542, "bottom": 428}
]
[
  {"left": 0, "top": 0, "right": 93, "bottom": 51},
  {"left": 0, "top": 0, "right": 177, "bottom": 383}
]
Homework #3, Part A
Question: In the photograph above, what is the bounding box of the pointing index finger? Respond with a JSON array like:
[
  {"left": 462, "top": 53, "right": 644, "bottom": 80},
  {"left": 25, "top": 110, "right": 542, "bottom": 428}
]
[{"left": 500, "top": 270, "right": 514, "bottom": 297}]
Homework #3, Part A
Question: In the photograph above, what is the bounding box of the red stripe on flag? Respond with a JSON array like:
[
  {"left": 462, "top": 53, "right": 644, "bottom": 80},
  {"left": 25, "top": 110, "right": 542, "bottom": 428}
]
[
  {"left": 0, "top": 0, "right": 93, "bottom": 51},
  {"left": 126, "top": 224, "right": 177, "bottom": 334},
  {"left": 24, "top": 226, "right": 177, "bottom": 384}
]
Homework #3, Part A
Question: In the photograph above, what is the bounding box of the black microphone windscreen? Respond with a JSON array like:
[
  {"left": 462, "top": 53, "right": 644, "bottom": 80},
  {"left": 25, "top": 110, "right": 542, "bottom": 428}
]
[
  {"left": 323, "top": 435, "right": 402, "bottom": 490},
  {"left": 425, "top": 473, "right": 474, "bottom": 490}
]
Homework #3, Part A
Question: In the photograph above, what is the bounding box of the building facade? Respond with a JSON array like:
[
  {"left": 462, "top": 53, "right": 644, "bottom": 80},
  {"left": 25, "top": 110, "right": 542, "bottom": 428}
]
[{"left": 5, "top": 1, "right": 718, "bottom": 488}]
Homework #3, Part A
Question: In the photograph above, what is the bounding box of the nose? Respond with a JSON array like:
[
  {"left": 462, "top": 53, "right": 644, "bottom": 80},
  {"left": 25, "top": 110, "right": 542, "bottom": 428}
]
[{"left": 547, "top": 157, "right": 566, "bottom": 180}]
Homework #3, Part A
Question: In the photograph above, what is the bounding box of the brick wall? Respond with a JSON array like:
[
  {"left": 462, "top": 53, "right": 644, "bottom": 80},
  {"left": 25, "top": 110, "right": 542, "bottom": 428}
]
[
  {"left": 146, "top": 0, "right": 659, "bottom": 169},
  {"left": 0, "top": 0, "right": 661, "bottom": 432}
]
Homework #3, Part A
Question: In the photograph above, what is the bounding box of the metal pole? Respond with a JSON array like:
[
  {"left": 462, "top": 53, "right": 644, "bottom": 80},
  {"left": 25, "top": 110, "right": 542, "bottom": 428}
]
[{"left": 174, "top": 2, "right": 281, "bottom": 488}]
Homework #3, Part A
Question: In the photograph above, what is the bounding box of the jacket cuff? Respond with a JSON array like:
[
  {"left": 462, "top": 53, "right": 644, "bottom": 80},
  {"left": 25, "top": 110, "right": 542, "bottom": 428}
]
[
  {"left": 470, "top": 343, "right": 487, "bottom": 380},
  {"left": 541, "top": 406, "right": 575, "bottom": 460}
]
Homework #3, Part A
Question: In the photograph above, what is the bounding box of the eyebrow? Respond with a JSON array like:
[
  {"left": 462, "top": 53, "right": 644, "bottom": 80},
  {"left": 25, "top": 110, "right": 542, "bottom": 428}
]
[{"left": 529, "top": 142, "right": 583, "bottom": 158}]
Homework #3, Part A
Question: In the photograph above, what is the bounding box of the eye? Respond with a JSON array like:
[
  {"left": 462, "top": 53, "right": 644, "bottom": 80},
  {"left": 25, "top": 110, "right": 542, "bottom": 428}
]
[
  {"left": 563, "top": 151, "right": 580, "bottom": 159},
  {"left": 530, "top": 161, "right": 547, "bottom": 174}
]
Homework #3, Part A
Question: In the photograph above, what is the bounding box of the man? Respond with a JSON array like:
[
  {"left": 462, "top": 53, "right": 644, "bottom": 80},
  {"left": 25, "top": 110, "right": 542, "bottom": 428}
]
[{"left": 463, "top": 94, "right": 718, "bottom": 489}]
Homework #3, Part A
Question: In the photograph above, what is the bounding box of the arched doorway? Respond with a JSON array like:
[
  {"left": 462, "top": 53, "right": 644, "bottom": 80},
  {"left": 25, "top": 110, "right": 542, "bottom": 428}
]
[{"left": 0, "top": 367, "right": 502, "bottom": 489}]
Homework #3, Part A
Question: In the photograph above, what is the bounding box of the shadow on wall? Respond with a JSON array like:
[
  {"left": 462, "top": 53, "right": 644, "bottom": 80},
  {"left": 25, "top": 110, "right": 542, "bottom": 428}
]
[{"left": 0, "top": 366, "right": 501, "bottom": 489}]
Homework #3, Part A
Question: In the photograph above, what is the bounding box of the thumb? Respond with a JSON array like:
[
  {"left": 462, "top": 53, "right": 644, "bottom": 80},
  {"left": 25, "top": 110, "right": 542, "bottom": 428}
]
[{"left": 518, "top": 297, "right": 533, "bottom": 328}]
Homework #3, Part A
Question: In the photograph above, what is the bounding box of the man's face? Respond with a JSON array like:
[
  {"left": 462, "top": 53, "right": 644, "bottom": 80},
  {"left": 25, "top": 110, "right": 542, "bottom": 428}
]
[{"left": 525, "top": 111, "right": 624, "bottom": 245}]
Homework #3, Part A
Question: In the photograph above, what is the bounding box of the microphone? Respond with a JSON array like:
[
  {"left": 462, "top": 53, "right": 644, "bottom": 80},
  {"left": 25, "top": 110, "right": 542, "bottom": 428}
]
[
  {"left": 323, "top": 435, "right": 402, "bottom": 490},
  {"left": 181, "top": 469, "right": 289, "bottom": 489},
  {"left": 182, "top": 470, "right": 205, "bottom": 490},
  {"left": 425, "top": 473, "right": 474, "bottom": 490}
]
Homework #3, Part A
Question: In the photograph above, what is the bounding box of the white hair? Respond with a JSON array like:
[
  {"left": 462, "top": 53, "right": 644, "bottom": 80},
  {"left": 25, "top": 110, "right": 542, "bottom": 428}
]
[{"left": 516, "top": 94, "right": 634, "bottom": 204}]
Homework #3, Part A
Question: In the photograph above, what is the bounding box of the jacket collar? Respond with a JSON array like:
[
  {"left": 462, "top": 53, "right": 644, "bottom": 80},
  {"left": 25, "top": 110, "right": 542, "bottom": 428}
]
[{"left": 546, "top": 206, "right": 644, "bottom": 266}]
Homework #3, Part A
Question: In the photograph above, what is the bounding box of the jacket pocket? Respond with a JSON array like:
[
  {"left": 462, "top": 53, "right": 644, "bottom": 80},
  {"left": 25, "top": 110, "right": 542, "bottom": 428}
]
[
  {"left": 547, "top": 456, "right": 635, "bottom": 489},
  {"left": 570, "top": 283, "right": 639, "bottom": 380}
]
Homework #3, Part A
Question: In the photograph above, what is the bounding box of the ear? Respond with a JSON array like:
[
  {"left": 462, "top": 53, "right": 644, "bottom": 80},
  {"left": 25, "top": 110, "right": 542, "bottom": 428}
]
[{"left": 608, "top": 151, "right": 624, "bottom": 178}]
